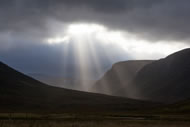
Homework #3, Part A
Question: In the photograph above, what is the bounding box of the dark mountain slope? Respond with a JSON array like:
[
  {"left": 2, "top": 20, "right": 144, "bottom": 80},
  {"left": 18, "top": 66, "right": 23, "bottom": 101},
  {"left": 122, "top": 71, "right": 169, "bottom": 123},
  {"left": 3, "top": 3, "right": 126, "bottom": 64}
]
[
  {"left": 133, "top": 48, "right": 190, "bottom": 103},
  {"left": 93, "top": 60, "right": 153, "bottom": 97},
  {"left": 0, "top": 61, "right": 154, "bottom": 113}
]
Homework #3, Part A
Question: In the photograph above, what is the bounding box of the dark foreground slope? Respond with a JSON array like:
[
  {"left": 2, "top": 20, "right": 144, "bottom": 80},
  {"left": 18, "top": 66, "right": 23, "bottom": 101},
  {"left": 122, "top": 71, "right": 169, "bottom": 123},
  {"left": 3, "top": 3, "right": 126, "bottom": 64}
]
[
  {"left": 0, "top": 61, "right": 154, "bottom": 113},
  {"left": 94, "top": 60, "right": 153, "bottom": 97},
  {"left": 133, "top": 48, "right": 190, "bottom": 103}
]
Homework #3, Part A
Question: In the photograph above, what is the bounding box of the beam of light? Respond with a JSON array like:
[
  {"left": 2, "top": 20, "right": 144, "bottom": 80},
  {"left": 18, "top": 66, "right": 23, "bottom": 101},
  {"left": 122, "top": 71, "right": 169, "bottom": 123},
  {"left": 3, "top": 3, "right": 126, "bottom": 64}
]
[
  {"left": 74, "top": 38, "right": 90, "bottom": 91},
  {"left": 86, "top": 35, "right": 112, "bottom": 92}
]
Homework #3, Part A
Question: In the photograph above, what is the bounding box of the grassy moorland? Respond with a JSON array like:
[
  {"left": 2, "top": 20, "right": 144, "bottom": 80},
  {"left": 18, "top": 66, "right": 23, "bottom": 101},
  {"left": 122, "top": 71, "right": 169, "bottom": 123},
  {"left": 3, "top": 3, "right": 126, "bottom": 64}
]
[
  {"left": 0, "top": 120, "right": 190, "bottom": 127},
  {"left": 0, "top": 113, "right": 190, "bottom": 127}
]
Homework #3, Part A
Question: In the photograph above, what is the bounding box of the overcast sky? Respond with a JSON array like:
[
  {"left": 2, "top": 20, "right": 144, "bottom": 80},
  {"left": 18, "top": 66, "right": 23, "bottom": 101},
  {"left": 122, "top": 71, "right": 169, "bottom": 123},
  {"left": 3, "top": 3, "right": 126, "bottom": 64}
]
[{"left": 0, "top": 0, "right": 190, "bottom": 81}]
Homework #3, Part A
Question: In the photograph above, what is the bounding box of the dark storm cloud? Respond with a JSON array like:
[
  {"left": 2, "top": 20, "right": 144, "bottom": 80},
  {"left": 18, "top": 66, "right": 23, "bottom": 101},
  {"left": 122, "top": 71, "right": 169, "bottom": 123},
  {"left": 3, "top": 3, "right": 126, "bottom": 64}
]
[
  {"left": 0, "top": 0, "right": 158, "bottom": 31},
  {"left": 0, "top": 0, "right": 190, "bottom": 42},
  {"left": 56, "top": 0, "right": 161, "bottom": 13}
]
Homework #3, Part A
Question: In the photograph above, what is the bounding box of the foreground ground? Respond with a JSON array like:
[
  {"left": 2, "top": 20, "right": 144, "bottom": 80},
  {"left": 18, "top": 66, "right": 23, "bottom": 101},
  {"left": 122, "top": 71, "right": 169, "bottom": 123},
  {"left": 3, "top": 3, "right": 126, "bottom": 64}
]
[{"left": 0, "top": 113, "right": 190, "bottom": 127}]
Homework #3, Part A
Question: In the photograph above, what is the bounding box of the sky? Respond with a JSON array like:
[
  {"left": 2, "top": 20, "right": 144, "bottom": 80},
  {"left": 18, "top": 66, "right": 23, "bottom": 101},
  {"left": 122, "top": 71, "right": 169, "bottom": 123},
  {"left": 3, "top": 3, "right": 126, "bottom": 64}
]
[{"left": 0, "top": 0, "right": 190, "bottom": 86}]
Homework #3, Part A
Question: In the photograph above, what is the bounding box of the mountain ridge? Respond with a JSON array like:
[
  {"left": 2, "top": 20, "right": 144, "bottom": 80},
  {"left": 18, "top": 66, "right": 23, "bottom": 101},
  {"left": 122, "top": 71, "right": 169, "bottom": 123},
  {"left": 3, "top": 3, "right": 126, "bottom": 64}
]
[
  {"left": 93, "top": 48, "right": 190, "bottom": 103},
  {"left": 132, "top": 48, "right": 190, "bottom": 103}
]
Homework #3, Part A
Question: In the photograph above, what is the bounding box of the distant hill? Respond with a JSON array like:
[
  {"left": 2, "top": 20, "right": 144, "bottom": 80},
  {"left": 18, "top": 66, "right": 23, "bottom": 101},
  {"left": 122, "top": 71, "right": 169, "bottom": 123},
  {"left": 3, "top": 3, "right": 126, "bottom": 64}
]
[
  {"left": 0, "top": 61, "right": 153, "bottom": 113},
  {"left": 93, "top": 60, "right": 153, "bottom": 97},
  {"left": 94, "top": 48, "right": 190, "bottom": 103},
  {"left": 132, "top": 48, "right": 190, "bottom": 103}
]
